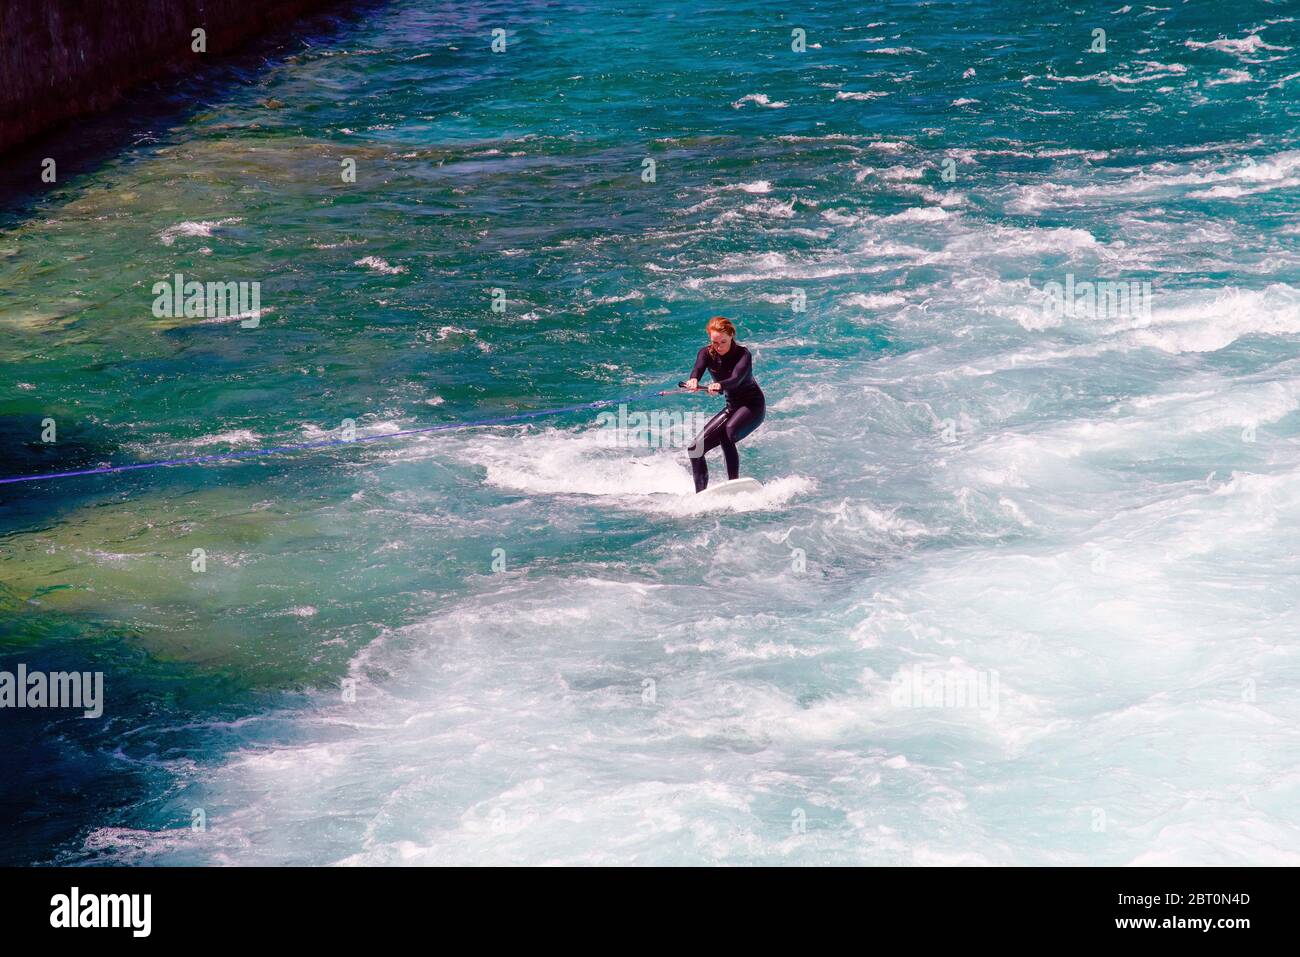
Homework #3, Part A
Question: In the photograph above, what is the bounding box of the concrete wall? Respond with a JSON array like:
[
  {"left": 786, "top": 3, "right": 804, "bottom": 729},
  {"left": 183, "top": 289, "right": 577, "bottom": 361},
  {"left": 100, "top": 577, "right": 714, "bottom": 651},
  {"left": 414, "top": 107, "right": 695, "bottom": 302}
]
[{"left": 0, "top": 0, "right": 340, "bottom": 153}]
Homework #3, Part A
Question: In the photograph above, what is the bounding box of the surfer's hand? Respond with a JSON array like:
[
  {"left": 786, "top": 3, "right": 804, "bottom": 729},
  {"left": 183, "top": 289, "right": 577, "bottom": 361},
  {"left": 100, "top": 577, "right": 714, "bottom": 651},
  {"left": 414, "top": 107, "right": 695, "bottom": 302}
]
[
  {"left": 685, "top": 378, "right": 699, "bottom": 391},
  {"left": 707, "top": 382, "right": 722, "bottom": 394}
]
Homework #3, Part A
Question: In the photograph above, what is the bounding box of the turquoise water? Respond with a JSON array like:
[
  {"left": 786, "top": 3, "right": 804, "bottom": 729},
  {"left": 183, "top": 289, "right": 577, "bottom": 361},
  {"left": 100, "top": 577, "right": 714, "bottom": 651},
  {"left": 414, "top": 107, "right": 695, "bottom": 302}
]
[{"left": 2, "top": 0, "right": 1300, "bottom": 865}]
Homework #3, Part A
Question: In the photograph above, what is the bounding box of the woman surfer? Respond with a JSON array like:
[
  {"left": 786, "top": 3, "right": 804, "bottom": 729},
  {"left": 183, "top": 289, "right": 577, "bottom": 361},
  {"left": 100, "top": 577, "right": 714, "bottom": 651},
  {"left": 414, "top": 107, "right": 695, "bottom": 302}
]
[{"left": 682, "top": 317, "right": 765, "bottom": 493}]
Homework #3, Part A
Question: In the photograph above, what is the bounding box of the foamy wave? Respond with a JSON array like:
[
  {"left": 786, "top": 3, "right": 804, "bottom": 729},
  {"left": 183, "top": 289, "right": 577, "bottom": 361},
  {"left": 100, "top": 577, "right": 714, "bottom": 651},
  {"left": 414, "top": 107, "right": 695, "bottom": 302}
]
[
  {"left": 1206, "top": 68, "right": 1254, "bottom": 86},
  {"left": 658, "top": 474, "right": 815, "bottom": 515},
  {"left": 1007, "top": 150, "right": 1300, "bottom": 212},
  {"left": 842, "top": 292, "right": 907, "bottom": 309},
  {"left": 1125, "top": 284, "right": 1300, "bottom": 353},
  {"left": 158, "top": 217, "right": 242, "bottom": 246},
  {"left": 467, "top": 428, "right": 695, "bottom": 497},
  {"left": 435, "top": 325, "right": 474, "bottom": 340},
  {"left": 1185, "top": 33, "right": 1289, "bottom": 56},
  {"left": 966, "top": 376, "right": 1300, "bottom": 485},
  {"left": 822, "top": 209, "right": 861, "bottom": 225},
  {"left": 882, "top": 206, "right": 950, "bottom": 223},
  {"left": 82, "top": 826, "right": 200, "bottom": 863},
  {"left": 732, "top": 93, "right": 788, "bottom": 109},
  {"left": 589, "top": 290, "right": 646, "bottom": 304},
  {"left": 355, "top": 256, "right": 408, "bottom": 275},
  {"left": 455, "top": 426, "right": 805, "bottom": 515},
  {"left": 815, "top": 499, "right": 930, "bottom": 539},
  {"left": 721, "top": 197, "right": 797, "bottom": 220},
  {"left": 184, "top": 429, "right": 263, "bottom": 449},
  {"left": 685, "top": 250, "right": 861, "bottom": 286}
]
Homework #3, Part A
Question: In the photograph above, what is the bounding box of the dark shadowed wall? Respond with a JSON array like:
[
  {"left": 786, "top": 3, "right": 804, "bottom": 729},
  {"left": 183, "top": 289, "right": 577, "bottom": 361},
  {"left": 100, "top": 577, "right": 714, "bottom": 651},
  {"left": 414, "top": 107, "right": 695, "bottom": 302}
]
[{"left": 0, "top": 0, "right": 339, "bottom": 152}]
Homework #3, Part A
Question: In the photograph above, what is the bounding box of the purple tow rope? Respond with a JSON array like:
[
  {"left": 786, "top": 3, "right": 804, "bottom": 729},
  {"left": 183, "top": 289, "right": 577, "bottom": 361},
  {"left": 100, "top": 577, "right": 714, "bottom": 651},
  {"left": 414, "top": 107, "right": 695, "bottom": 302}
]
[{"left": 0, "top": 389, "right": 670, "bottom": 487}]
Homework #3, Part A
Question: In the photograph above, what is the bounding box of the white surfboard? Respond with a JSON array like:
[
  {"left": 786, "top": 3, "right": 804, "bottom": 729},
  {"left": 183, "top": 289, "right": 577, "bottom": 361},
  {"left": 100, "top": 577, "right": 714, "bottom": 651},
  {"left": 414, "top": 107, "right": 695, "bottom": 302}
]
[{"left": 694, "top": 477, "right": 763, "bottom": 499}]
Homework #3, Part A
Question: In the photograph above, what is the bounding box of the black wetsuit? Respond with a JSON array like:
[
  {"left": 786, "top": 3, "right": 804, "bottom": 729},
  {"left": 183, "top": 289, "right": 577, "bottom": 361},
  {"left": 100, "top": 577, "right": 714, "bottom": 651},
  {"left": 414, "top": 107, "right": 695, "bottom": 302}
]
[{"left": 687, "top": 343, "right": 766, "bottom": 492}]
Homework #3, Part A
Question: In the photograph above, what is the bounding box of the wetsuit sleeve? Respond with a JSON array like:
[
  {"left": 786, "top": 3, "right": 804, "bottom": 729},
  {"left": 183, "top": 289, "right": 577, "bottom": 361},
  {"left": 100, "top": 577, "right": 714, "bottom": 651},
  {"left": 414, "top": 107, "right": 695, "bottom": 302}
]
[
  {"left": 717, "top": 348, "right": 752, "bottom": 391},
  {"left": 689, "top": 346, "right": 708, "bottom": 381}
]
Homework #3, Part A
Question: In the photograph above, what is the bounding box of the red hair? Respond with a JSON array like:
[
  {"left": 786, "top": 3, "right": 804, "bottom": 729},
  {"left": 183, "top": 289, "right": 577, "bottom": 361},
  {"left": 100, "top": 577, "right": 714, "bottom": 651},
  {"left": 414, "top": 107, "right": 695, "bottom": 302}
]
[{"left": 706, "top": 316, "right": 736, "bottom": 355}]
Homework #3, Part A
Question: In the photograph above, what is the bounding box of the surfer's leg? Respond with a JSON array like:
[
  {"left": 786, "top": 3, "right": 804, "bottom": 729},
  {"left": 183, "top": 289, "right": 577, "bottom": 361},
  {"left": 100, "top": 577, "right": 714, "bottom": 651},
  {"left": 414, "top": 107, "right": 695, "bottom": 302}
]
[
  {"left": 720, "top": 434, "right": 739, "bottom": 480},
  {"left": 690, "top": 451, "right": 709, "bottom": 492},
  {"left": 718, "top": 401, "right": 765, "bottom": 479},
  {"left": 688, "top": 408, "right": 731, "bottom": 492},
  {"left": 725, "top": 400, "right": 766, "bottom": 445}
]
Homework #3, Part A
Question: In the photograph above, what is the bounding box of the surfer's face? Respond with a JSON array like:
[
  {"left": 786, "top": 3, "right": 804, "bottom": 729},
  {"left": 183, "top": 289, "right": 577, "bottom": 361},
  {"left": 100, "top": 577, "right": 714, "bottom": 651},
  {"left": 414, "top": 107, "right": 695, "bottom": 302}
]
[{"left": 709, "top": 330, "right": 733, "bottom": 353}]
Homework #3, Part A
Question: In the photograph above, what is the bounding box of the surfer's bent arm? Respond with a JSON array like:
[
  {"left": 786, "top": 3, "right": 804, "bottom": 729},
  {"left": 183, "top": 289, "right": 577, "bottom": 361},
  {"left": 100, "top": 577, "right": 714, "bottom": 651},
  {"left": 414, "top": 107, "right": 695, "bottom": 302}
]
[{"left": 686, "top": 346, "right": 709, "bottom": 390}]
